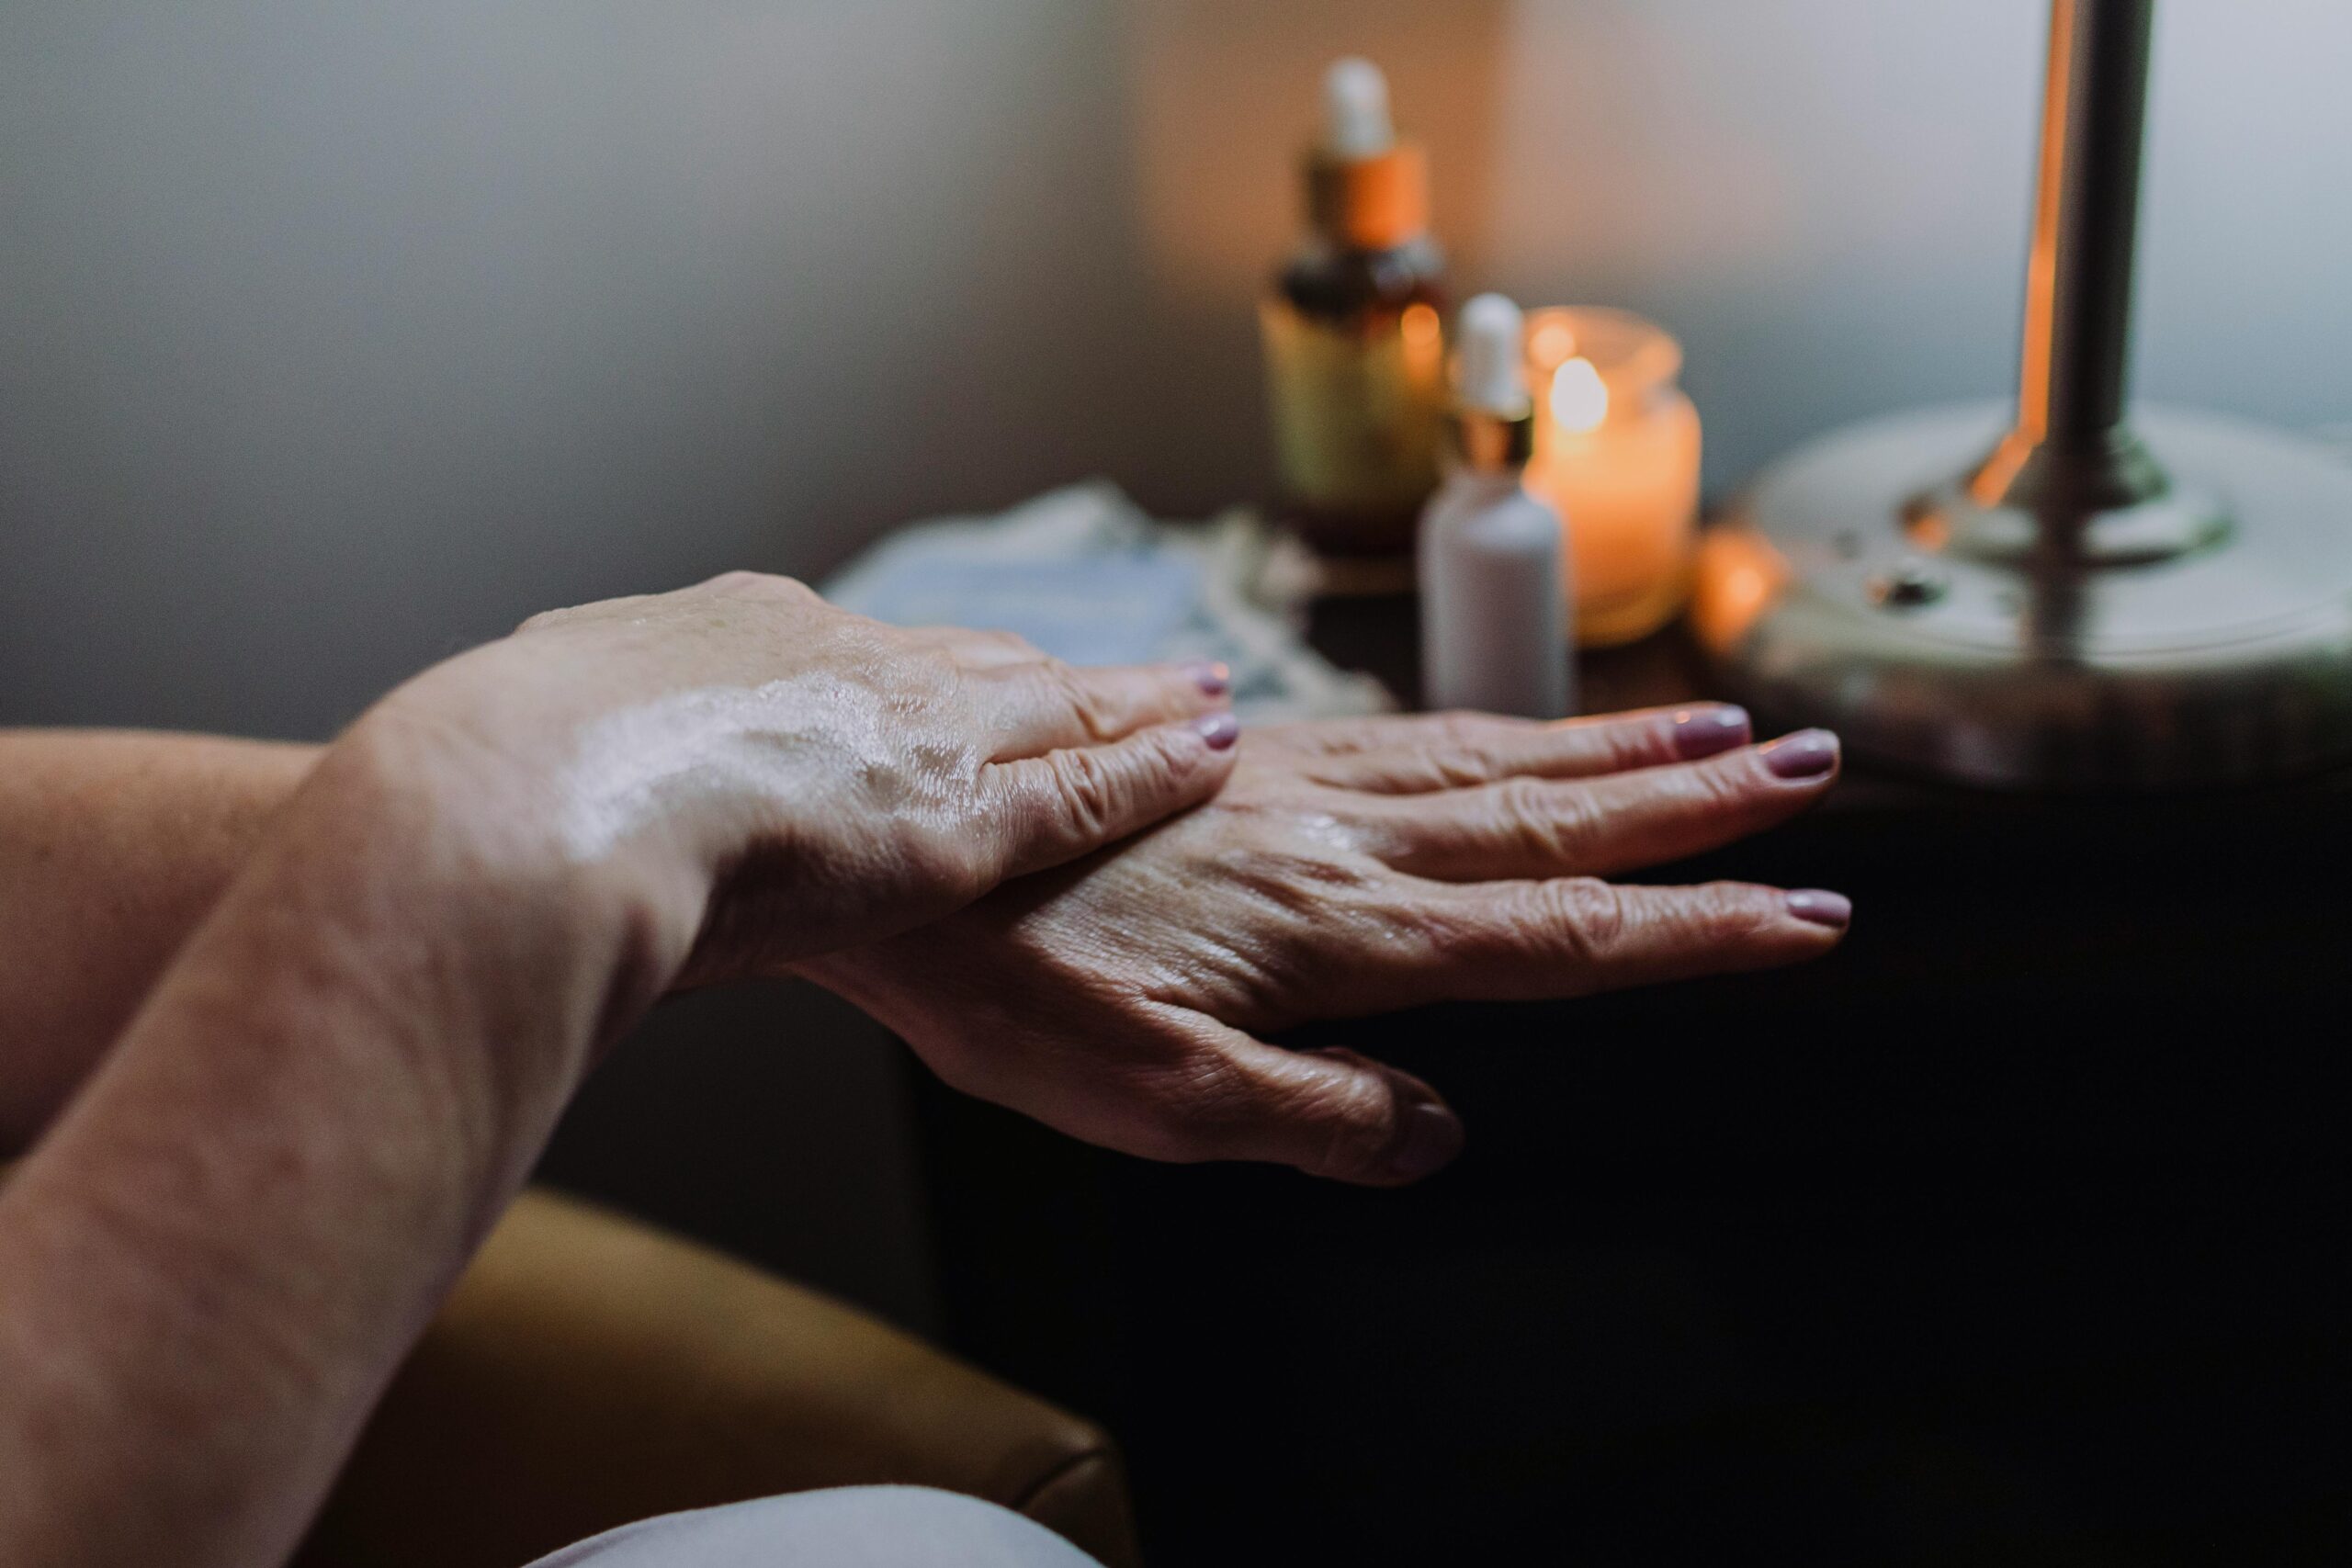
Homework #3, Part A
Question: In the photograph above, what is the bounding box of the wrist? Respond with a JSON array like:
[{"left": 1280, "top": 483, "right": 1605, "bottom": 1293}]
[{"left": 287, "top": 703, "right": 696, "bottom": 1115}]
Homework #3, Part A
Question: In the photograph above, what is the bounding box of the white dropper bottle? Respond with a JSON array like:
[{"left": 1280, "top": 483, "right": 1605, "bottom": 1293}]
[{"left": 1418, "top": 293, "right": 1573, "bottom": 718}]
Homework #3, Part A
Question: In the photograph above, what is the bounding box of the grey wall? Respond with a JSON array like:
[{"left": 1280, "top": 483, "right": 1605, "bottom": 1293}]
[{"left": 6, "top": 0, "right": 2350, "bottom": 1324}]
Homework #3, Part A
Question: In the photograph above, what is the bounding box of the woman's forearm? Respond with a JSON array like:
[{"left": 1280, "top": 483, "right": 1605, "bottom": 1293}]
[
  {"left": 0, "top": 721, "right": 650, "bottom": 1568},
  {"left": 0, "top": 579, "right": 1241, "bottom": 1568},
  {"left": 0, "top": 731, "right": 319, "bottom": 1149}
]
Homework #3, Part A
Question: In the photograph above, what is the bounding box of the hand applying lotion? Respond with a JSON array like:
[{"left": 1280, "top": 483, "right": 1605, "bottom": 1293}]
[{"left": 1419, "top": 293, "right": 1573, "bottom": 718}]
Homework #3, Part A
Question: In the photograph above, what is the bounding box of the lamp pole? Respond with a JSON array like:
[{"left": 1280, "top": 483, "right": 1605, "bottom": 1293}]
[
  {"left": 1969, "top": 0, "right": 2168, "bottom": 525},
  {"left": 2025, "top": 0, "right": 2150, "bottom": 456},
  {"left": 1693, "top": 0, "right": 2352, "bottom": 789}
]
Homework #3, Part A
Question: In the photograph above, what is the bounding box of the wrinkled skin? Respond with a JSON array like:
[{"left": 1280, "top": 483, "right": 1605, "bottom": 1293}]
[
  {"left": 805, "top": 681, "right": 1849, "bottom": 1187},
  {"left": 0, "top": 575, "right": 1245, "bottom": 1568},
  {"left": 369, "top": 570, "right": 1239, "bottom": 981},
  {"left": 0, "top": 584, "right": 1846, "bottom": 1568}
]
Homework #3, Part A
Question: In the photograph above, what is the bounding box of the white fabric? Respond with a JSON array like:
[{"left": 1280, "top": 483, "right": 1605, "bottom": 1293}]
[
  {"left": 523, "top": 1486, "right": 1102, "bottom": 1568},
  {"left": 823, "top": 480, "right": 1396, "bottom": 725}
]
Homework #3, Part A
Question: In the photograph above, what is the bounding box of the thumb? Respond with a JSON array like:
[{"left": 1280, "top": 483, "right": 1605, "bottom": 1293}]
[
  {"left": 1162, "top": 1020, "right": 1465, "bottom": 1187},
  {"left": 978, "top": 714, "right": 1239, "bottom": 879}
]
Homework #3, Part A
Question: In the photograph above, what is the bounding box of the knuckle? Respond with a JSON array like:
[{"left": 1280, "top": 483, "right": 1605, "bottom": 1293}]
[
  {"left": 1050, "top": 745, "right": 1123, "bottom": 840},
  {"left": 1494, "top": 776, "right": 1590, "bottom": 865},
  {"left": 1693, "top": 880, "right": 1781, "bottom": 936},
  {"left": 1700, "top": 754, "right": 1760, "bottom": 805},
  {"left": 907, "top": 644, "right": 963, "bottom": 687},
  {"left": 1296, "top": 717, "right": 1390, "bottom": 757},
  {"left": 1531, "top": 876, "right": 1625, "bottom": 964},
  {"left": 1426, "top": 745, "right": 1505, "bottom": 789},
  {"left": 1693, "top": 750, "right": 1775, "bottom": 808},
  {"left": 1406, "top": 714, "right": 1536, "bottom": 787},
  {"left": 1611, "top": 715, "right": 1684, "bottom": 770},
  {"left": 1049, "top": 661, "right": 1124, "bottom": 741},
  {"left": 1143, "top": 726, "right": 1207, "bottom": 789},
  {"left": 703, "top": 570, "right": 816, "bottom": 602},
  {"left": 1648, "top": 759, "right": 1748, "bottom": 826},
  {"left": 1428, "top": 710, "right": 1502, "bottom": 747},
  {"left": 1305, "top": 1072, "right": 1404, "bottom": 1182}
]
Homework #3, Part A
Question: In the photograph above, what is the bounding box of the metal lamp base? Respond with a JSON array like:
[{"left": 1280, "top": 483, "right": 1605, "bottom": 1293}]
[{"left": 1691, "top": 401, "right": 2352, "bottom": 789}]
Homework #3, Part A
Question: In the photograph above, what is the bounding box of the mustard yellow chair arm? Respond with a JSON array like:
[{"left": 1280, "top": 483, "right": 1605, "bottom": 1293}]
[{"left": 292, "top": 1187, "right": 1139, "bottom": 1568}]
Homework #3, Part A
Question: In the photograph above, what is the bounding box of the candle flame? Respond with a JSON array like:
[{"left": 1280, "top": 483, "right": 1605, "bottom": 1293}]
[
  {"left": 1549, "top": 356, "right": 1609, "bottom": 434},
  {"left": 1528, "top": 317, "right": 1577, "bottom": 368}
]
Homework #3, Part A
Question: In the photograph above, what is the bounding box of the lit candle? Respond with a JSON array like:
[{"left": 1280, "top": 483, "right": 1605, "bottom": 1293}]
[{"left": 1521, "top": 308, "right": 1702, "bottom": 647}]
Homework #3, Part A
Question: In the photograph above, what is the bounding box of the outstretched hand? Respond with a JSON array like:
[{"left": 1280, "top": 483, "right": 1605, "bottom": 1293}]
[{"left": 802, "top": 702, "right": 1848, "bottom": 1187}]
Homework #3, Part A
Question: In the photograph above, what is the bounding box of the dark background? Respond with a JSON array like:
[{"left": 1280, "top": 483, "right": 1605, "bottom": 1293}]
[{"left": 918, "top": 717, "right": 2352, "bottom": 1562}]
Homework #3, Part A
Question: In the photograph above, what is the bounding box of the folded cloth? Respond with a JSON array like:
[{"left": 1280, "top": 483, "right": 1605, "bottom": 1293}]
[{"left": 823, "top": 482, "right": 1393, "bottom": 724}]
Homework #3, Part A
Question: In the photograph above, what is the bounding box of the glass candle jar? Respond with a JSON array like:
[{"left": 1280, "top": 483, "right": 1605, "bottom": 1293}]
[{"left": 1521, "top": 307, "right": 1702, "bottom": 647}]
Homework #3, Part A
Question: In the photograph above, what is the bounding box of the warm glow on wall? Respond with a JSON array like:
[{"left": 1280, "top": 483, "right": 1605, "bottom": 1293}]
[{"left": 1119, "top": 6, "right": 1506, "bottom": 305}]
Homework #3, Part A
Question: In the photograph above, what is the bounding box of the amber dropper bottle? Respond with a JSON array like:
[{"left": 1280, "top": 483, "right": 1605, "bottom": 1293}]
[{"left": 1259, "top": 58, "right": 1449, "bottom": 566}]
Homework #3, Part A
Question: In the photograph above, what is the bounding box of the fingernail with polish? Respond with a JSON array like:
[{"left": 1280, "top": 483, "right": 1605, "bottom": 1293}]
[
  {"left": 1672, "top": 705, "right": 1751, "bottom": 760},
  {"left": 1762, "top": 728, "right": 1840, "bottom": 780},
  {"left": 1785, "top": 889, "right": 1853, "bottom": 929},
  {"left": 1192, "top": 710, "right": 1240, "bottom": 750},
  {"left": 1385, "top": 1101, "right": 1465, "bottom": 1183},
  {"left": 1183, "top": 660, "right": 1232, "bottom": 696}
]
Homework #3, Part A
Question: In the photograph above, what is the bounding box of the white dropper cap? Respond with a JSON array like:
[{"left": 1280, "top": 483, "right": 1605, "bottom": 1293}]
[
  {"left": 1322, "top": 57, "right": 1395, "bottom": 159},
  {"left": 1454, "top": 293, "right": 1531, "bottom": 418}
]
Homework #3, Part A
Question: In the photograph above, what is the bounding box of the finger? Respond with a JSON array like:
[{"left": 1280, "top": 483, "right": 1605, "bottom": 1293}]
[
  {"left": 1414, "top": 876, "right": 1850, "bottom": 1001},
  {"left": 1111, "top": 1019, "right": 1465, "bottom": 1188},
  {"left": 1287, "top": 705, "right": 1752, "bottom": 793},
  {"left": 1360, "top": 729, "right": 1840, "bottom": 881},
  {"left": 979, "top": 714, "right": 1240, "bottom": 875},
  {"left": 981, "top": 658, "right": 1232, "bottom": 759},
  {"left": 897, "top": 625, "right": 1046, "bottom": 669}
]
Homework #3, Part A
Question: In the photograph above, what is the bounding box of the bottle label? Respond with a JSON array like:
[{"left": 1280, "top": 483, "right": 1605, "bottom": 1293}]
[{"left": 1260, "top": 298, "right": 1445, "bottom": 553}]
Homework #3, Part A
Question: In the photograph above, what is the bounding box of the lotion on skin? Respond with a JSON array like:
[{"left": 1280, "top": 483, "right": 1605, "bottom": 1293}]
[{"left": 1418, "top": 293, "right": 1573, "bottom": 718}]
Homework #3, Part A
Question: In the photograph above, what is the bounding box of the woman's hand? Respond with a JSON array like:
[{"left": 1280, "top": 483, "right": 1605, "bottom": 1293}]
[
  {"left": 0, "top": 579, "right": 1237, "bottom": 1568},
  {"left": 801, "top": 703, "right": 1849, "bottom": 1187},
  {"left": 361, "top": 571, "right": 1239, "bottom": 984}
]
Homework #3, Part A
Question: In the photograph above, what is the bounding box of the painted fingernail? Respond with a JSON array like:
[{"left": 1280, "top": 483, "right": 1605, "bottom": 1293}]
[
  {"left": 1761, "top": 728, "right": 1840, "bottom": 779},
  {"left": 1785, "top": 889, "right": 1853, "bottom": 929},
  {"left": 1191, "top": 710, "right": 1240, "bottom": 750},
  {"left": 1182, "top": 660, "right": 1232, "bottom": 696},
  {"left": 1385, "top": 1101, "right": 1465, "bottom": 1183},
  {"left": 1672, "top": 705, "right": 1752, "bottom": 760}
]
